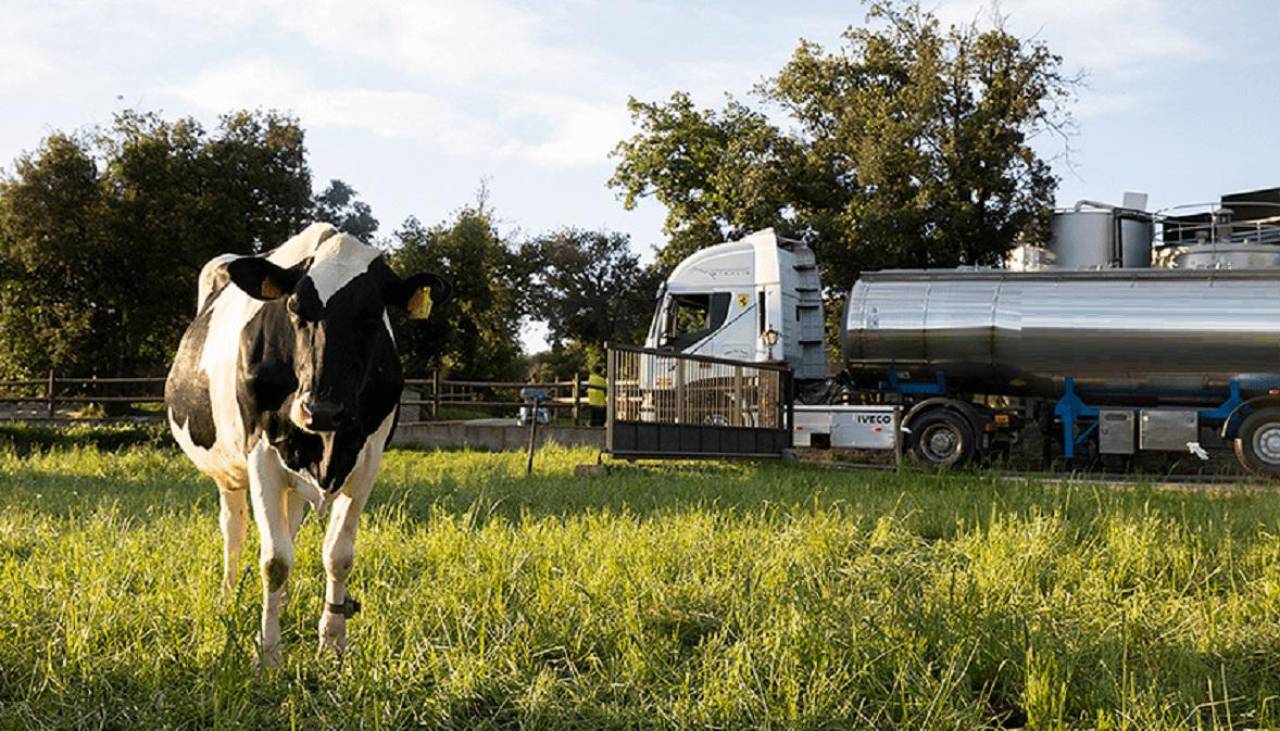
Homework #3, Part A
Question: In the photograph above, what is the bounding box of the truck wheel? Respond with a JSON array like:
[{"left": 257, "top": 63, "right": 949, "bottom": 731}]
[
  {"left": 909, "top": 410, "right": 974, "bottom": 469},
  {"left": 1234, "top": 409, "right": 1280, "bottom": 476}
]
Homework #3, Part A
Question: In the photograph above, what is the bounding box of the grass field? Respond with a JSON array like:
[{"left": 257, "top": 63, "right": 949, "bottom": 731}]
[{"left": 3, "top": 442, "right": 1280, "bottom": 729}]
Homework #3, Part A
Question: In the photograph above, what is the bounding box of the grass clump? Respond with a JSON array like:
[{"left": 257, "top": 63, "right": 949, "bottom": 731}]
[{"left": 1, "top": 443, "right": 1279, "bottom": 728}]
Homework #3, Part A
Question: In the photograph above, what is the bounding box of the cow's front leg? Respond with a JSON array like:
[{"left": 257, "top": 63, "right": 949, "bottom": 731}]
[
  {"left": 287, "top": 488, "right": 307, "bottom": 540},
  {"left": 248, "top": 441, "right": 293, "bottom": 668},
  {"left": 217, "top": 485, "right": 249, "bottom": 599},
  {"left": 275, "top": 489, "right": 310, "bottom": 609},
  {"left": 318, "top": 484, "right": 372, "bottom": 655}
]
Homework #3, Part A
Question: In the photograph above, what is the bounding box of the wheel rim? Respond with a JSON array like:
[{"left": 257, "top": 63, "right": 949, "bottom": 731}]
[
  {"left": 920, "top": 423, "right": 961, "bottom": 463},
  {"left": 1252, "top": 423, "right": 1280, "bottom": 465}
]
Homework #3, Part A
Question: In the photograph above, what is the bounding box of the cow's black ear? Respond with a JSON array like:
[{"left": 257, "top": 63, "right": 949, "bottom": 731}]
[
  {"left": 389, "top": 272, "right": 452, "bottom": 320},
  {"left": 225, "top": 257, "right": 310, "bottom": 300}
]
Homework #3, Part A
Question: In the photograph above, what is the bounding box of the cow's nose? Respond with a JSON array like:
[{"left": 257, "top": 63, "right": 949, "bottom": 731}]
[{"left": 302, "top": 400, "right": 345, "bottom": 431}]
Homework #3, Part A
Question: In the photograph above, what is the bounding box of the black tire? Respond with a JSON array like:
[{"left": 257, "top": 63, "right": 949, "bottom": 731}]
[
  {"left": 908, "top": 410, "right": 975, "bottom": 469},
  {"left": 1234, "top": 408, "right": 1280, "bottom": 476}
]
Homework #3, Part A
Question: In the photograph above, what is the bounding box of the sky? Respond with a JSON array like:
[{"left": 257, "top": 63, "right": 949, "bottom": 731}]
[{"left": 2, "top": 0, "right": 1278, "bottom": 350}]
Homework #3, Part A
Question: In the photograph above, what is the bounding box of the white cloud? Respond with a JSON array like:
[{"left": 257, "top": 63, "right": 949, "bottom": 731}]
[
  {"left": 0, "top": 3, "right": 59, "bottom": 90},
  {"left": 168, "top": 57, "right": 628, "bottom": 167},
  {"left": 24, "top": 0, "right": 1212, "bottom": 169},
  {"left": 136, "top": 0, "right": 611, "bottom": 91},
  {"left": 168, "top": 59, "right": 496, "bottom": 153},
  {"left": 1074, "top": 90, "right": 1150, "bottom": 120},
  {"left": 268, "top": 0, "right": 591, "bottom": 87},
  {"left": 494, "top": 91, "right": 634, "bottom": 166},
  {"left": 0, "top": 40, "right": 55, "bottom": 89},
  {"left": 155, "top": 0, "right": 640, "bottom": 167},
  {"left": 935, "top": 0, "right": 1213, "bottom": 76}
]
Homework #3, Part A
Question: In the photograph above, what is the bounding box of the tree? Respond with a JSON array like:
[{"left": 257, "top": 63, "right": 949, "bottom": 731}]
[
  {"left": 0, "top": 134, "right": 107, "bottom": 379},
  {"left": 526, "top": 229, "right": 660, "bottom": 353},
  {"left": 312, "top": 179, "right": 379, "bottom": 239},
  {"left": 523, "top": 228, "right": 661, "bottom": 380},
  {"left": 387, "top": 200, "right": 530, "bottom": 381},
  {"left": 0, "top": 110, "right": 314, "bottom": 379},
  {"left": 610, "top": 95, "right": 797, "bottom": 272},
  {"left": 609, "top": 0, "right": 1075, "bottom": 292}
]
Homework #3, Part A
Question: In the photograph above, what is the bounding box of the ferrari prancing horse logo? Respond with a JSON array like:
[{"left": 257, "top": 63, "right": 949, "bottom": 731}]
[{"left": 737, "top": 293, "right": 750, "bottom": 308}]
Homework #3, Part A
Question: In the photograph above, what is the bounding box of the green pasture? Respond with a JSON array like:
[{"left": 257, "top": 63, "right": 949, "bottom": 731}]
[{"left": 1, "top": 438, "right": 1279, "bottom": 729}]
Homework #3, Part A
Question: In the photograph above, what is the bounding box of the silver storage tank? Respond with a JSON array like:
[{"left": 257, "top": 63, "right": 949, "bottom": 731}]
[
  {"left": 1051, "top": 206, "right": 1154, "bottom": 269},
  {"left": 843, "top": 268, "right": 1280, "bottom": 403},
  {"left": 1174, "top": 243, "right": 1280, "bottom": 269}
]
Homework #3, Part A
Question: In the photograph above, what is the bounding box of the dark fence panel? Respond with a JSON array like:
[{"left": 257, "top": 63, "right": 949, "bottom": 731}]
[{"left": 606, "top": 344, "right": 793, "bottom": 460}]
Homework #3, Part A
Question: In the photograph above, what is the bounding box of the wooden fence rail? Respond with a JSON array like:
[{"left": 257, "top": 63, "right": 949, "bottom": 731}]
[{"left": 0, "top": 370, "right": 597, "bottom": 425}]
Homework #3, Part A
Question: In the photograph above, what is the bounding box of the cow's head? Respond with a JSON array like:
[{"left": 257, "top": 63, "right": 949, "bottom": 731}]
[{"left": 226, "top": 242, "right": 451, "bottom": 433}]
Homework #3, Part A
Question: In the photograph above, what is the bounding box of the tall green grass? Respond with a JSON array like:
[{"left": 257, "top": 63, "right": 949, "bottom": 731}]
[{"left": 1, "top": 444, "right": 1279, "bottom": 728}]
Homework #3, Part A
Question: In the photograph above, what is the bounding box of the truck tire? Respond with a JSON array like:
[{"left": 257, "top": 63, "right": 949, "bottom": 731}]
[
  {"left": 909, "top": 410, "right": 974, "bottom": 469},
  {"left": 1234, "top": 408, "right": 1280, "bottom": 476}
]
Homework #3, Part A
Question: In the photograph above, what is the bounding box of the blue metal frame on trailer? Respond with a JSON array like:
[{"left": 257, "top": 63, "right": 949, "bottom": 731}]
[
  {"left": 1053, "top": 378, "right": 1098, "bottom": 460},
  {"left": 884, "top": 371, "right": 947, "bottom": 395},
  {"left": 1053, "top": 378, "right": 1248, "bottom": 460}
]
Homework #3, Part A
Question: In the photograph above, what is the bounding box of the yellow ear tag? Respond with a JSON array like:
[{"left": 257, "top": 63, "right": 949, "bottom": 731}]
[{"left": 407, "top": 287, "right": 434, "bottom": 320}]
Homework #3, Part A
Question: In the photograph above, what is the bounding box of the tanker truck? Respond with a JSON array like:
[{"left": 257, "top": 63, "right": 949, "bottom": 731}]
[{"left": 642, "top": 191, "right": 1280, "bottom": 474}]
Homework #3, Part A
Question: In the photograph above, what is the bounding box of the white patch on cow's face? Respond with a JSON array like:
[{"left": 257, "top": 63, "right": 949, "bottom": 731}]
[
  {"left": 266, "top": 222, "right": 339, "bottom": 269},
  {"left": 307, "top": 233, "right": 382, "bottom": 305},
  {"left": 288, "top": 391, "right": 313, "bottom": 433}
]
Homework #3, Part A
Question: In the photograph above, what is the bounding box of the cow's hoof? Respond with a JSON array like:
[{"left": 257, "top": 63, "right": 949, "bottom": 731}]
[
  {"left": 257, "top": 643, "right": 283, "bottom": 670},
  {"left": 318, "top": 615, "right": 347, "bottom": 656}
]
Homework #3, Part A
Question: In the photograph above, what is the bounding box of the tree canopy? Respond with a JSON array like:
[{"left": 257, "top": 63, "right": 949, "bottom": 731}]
[
  {"left": 0, "top": 110, "right": 314, "bottom": 379},
  {"left": 387, "top": 199, "right": 532, "bottom": 381},
  {"left": 526, "top": 229, "right": 658, "bottom": 349},
  {"left": 0, "top": 107, "right": 637, "bottom": 383},
  {"left": 313, "top": 179, "right": 379, "bottom": 240},
  {"left": 520, "top": 228, "right": 661, "bottom": 379},
  {"left": 610, "top": 0, "right": 1075, "bottom": 291}
]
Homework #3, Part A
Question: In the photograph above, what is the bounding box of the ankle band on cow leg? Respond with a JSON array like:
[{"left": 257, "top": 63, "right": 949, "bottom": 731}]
[{"left": 326, "top": 596, "right": 361, "bottom": 618}]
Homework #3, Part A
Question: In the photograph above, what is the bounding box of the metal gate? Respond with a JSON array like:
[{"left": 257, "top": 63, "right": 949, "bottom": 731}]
[{"left": 605, "top": 344, "right": 793, "bottom": 459}]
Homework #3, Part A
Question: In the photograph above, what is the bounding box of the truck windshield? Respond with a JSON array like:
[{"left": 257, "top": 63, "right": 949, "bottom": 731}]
[{"left": 661, "top": 292, "right": 732, "bottom": 350}]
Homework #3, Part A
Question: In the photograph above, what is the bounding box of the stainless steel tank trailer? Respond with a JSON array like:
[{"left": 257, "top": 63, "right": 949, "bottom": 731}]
[{"left": 643, "top": 187, "right": 1280, "bottom": 474}]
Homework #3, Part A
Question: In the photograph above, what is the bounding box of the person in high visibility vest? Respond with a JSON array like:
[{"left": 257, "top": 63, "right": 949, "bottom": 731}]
[{"left": 587, "top": 370, "right": 606, "bottom": 427}]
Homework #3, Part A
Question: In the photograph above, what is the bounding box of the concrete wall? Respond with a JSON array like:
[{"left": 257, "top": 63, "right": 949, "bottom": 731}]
[{"left": 390, "top": 421, "right": 604, "bottom": 452}]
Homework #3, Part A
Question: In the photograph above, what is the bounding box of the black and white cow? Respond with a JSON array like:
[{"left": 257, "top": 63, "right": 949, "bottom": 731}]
[{"left": 165, "top": 223, "right": 449, "bottom": 665}]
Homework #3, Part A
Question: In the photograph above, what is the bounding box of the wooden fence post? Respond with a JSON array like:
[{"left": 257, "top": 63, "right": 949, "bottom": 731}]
[
  {"left": 675, "top": 359, "right": 686, "bottom": 424},
  {"left": 46, "top": 369, "right": 56, "bottom": 420},
  {"left": 431, "top": 369, "right": 441, "bottom": 419},
  {"left": 605, "top": 347, "right": 615, "bottom": 451},
  {"left": 572, "top": 373, "right": 581, "bottom": 424}
]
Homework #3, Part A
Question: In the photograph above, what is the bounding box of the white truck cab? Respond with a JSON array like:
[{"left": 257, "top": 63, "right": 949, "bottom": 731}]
[
  {"left": 639, "top": 228, "right": 907, "bottom": 454},
  {"left": 644, "top": 229, "right": 828, "bottom": 381}
]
